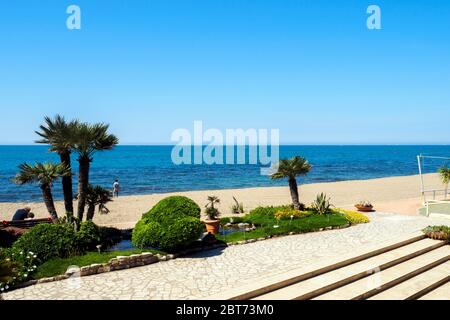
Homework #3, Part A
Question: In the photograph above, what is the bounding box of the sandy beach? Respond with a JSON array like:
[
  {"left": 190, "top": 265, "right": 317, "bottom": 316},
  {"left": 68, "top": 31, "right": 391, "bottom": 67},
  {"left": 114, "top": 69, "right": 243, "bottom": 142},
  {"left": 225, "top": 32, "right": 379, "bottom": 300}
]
[{"left": 0, "top": 173, "right": 441, "bottom": 229}]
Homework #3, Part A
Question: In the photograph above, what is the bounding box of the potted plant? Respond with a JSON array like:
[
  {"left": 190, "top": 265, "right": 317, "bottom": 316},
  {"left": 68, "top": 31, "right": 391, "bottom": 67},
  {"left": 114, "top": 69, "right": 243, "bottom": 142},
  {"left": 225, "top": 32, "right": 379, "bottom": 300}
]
[
  {"left": 204, "top": 195, "right": 221, "bottom": 234},
  {"left": 355, "top": 201, "right": 374, "bottom": 212}
]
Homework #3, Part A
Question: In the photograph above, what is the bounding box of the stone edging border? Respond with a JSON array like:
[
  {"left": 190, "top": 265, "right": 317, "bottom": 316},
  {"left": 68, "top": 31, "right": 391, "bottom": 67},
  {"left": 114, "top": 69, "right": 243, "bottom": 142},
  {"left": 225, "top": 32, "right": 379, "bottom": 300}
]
[{"left": 11, "top": 222, "right": 351, "bottom": 291}]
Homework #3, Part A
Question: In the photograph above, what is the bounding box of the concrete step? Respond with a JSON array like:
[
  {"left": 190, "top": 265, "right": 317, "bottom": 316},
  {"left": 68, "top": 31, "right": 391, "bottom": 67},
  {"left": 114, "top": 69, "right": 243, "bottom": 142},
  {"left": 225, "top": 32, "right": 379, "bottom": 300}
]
[
  {"left": 418, "top": 281, "right": 450, "bottom": 300},
  {"left": 313, "top": 245, "right": 450, "bottom": 300},
  {"left": 368, "top": 262, "right": 450, "bottom": 300},
  {"left": 253, "top": 238, "right": 443, "bottom": 300}
]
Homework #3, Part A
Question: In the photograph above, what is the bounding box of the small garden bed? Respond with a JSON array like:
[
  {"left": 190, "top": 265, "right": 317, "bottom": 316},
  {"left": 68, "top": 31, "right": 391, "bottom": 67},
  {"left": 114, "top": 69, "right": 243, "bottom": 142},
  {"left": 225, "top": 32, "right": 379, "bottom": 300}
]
[{"left": 216, "top": 206, "right": 369, "bottom": 243}]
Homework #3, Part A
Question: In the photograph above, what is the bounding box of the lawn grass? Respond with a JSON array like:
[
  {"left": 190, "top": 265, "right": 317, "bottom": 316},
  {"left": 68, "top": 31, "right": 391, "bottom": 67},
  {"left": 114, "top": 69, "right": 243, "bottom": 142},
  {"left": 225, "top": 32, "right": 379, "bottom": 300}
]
[
  {"left": 33, "top": 248, "right": 165, "bottom": 279},
  {"left": 216, "top": 213, "right": 349, "bottom": 243}
]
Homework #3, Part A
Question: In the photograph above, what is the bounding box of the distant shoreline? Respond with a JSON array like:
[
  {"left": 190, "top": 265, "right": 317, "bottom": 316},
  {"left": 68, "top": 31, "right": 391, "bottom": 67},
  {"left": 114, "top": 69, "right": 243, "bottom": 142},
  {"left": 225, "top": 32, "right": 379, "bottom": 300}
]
[
  {"left": 0, "top": 171, "right": 432, "bottom": 204},
  {"left": 0, "top": 173, "right": 440, "bottom": 229},
  {"left": 1, "top": 144, "right": 448, "bottom": 203}
]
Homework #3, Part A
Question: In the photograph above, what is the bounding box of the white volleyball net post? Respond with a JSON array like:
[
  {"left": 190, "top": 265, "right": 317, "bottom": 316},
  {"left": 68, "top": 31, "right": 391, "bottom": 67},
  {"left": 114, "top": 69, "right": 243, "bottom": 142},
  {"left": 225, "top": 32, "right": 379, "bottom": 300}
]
[{"left": 417, "top": 154, "right": 450, "bottom": 217}]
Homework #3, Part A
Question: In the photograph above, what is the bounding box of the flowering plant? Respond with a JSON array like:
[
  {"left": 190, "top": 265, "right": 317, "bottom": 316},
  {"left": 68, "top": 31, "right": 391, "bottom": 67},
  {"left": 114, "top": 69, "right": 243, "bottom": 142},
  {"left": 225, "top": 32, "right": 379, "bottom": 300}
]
[{"left": 0, "top": 249, "right": 37, "bottom": 292}]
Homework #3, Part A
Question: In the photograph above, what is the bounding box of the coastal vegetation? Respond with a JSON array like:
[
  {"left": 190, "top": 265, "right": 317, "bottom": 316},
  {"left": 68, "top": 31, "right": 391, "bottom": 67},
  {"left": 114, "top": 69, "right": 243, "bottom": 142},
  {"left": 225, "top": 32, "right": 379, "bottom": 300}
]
[
  {"left": 231, "top": 196, "right": 245, "bottom": 214},
  {"left": 1, "top": 120, "right": 375, "bottom": 293},
  {"left": 132, "top": 196, "right": 205, "bottom": 251},
  {"left": 205, "top": 195, "right": 221, "bottom": 220},
  {"left": 85, "top": 185, "right": 113, "bottom": 221},
  {"left": 72, "top": 122, "right": 118, "bottom": 221},
  {"left": 13, "top": 162, "right": 71, "bottom": 221},
  {"left": 216, "top": 201, "right": 369, "bottom": 243},
  {"left": 438, "top": 165, "right": 450, "bottom": 197},
  {"left": 35, "top": 115, "right": 79, "bottom": 215},
  {"left": 29, "top": 115, "right": 119, "bottom": 225},
  {"left": 422, "top": 225, "right": 450, "bottom": 241},
  {"left": 270, "top": 156, "right": 311, "bottom": 210}
]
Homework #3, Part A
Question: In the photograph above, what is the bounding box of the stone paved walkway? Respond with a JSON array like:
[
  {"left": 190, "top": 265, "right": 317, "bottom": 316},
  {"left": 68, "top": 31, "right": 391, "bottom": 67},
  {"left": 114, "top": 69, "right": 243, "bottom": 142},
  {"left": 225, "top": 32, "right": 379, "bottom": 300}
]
[{"left": 3, "top": 212, "right": 449, "bottom": 300}]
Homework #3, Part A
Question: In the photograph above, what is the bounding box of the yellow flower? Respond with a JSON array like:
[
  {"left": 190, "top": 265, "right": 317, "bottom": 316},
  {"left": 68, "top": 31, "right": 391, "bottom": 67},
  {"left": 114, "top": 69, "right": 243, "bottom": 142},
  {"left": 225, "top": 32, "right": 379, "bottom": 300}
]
[{"left": 336, "top": 209, "right": 370, "bottom": 224}]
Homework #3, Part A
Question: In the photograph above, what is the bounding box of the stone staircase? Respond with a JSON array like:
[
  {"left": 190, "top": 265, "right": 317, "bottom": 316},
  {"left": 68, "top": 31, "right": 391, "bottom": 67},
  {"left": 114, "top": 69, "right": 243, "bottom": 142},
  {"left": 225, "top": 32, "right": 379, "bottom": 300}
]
[{"left": 210, "top": 234, "right": 449, "bottom": 300}]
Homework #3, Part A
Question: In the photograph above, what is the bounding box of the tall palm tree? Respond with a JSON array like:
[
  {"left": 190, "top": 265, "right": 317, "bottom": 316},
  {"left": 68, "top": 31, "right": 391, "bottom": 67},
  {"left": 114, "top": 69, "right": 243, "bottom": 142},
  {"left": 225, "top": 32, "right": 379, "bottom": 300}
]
[
  {"left": 271, "top": 156, "right": 312, "bottom": 209},
  {"left": 73, "top": 122, "right": 118, "bottom": 221},
  {"left": 35, "top": 115, "right": 79, "bottom": 214},
  {"left": 85, "top": 185, "right": 113, "bottom": 221},
  {"left": 13, "top": 162, "right": 70, "bottom": 220},
  {"left": 438, "top": 165, "right": 450, "bottom": 198}
]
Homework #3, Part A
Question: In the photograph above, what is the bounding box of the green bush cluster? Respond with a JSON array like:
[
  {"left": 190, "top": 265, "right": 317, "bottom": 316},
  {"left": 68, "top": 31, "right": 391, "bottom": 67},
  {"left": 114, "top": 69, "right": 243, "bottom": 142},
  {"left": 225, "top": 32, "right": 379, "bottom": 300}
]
[
  {"left": 422, "top": 225, "right": 450, "bottom": 241},
  {"left": 132, "top": 196, "right": 205, "bottom": 251},
  {"left": 76, "top": 221, "right": 101, "bottom": 251},
  {"left": 11, "top": 221, "right": 101, "bottom": 264}
]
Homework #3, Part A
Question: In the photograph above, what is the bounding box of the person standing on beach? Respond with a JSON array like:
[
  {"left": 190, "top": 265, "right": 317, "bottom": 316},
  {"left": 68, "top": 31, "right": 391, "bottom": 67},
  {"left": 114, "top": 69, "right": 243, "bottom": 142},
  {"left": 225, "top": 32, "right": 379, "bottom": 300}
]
[{"left": 113, "top": 179, "right": 120, "bottom": 197}]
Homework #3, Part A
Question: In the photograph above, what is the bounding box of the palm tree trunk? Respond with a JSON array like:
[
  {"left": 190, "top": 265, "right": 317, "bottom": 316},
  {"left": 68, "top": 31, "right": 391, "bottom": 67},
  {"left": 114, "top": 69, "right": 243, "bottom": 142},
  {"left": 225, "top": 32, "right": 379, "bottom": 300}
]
[
  {"left": 288, "top": 178, "right": 300, "bottom": 210},
  {"left": 86, "top": 204, "right": 96, "bottom": 221},
  {"left": 41, "top": 184, "right": 58, "bottom": 221},
  {"left": 60, "top": 151, "right": 73, "bottom": 214},
  {"left": 77, "top": 158, "right": 90, "bottom": 221}
]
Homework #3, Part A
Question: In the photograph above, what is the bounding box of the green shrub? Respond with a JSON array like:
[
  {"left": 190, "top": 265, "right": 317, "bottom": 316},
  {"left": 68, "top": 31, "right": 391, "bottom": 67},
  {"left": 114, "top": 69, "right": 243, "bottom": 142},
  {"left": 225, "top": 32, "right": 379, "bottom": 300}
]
[
  {"left": 76, "top": 221, "right": 100, "bottom": 251},
  {"left": 142, "top": 196, "right": 201, "bottom": 222},
  {"left": 12, "top": 224, "right": 82, "bottom": 263},
  {"left": 244, "top": 205, "right": 291, "bottom": 225},
  {"left": 422, "top": 225, "right": 450, "bottom": 241},
  {"left": 311, "top": 193, "right": 333, "bottom": 215},
  {"left": 132, "top": 196, "right": 204, "bottom": 251},
  {"left": 132, "top": 219, "right": 162, "bottom": 248},
  {"left": 157, "top": 217, "right": 205, "bottom": 251}
]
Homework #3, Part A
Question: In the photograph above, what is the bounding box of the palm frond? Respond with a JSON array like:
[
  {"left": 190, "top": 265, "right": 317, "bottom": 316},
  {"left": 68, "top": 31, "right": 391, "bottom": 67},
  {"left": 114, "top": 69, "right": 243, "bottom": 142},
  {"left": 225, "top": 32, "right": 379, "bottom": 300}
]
[{"left": 270, "top": 156, "right": 312, "bottom": 180}]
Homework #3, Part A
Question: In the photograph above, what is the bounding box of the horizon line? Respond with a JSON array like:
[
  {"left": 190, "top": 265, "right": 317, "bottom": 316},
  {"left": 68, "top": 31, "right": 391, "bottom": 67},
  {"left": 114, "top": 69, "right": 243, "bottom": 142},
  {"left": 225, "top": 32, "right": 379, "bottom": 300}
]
[{"left": 0, "top": 143, "right": 450, "bottom": 146}]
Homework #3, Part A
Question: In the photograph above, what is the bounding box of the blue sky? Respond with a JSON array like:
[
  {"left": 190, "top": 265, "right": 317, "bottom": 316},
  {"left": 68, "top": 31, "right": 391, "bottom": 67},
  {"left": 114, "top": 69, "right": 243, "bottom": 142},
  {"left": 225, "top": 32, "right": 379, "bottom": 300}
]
[{"left": 0, "top": 0, "right": 449, "bottom": 145}]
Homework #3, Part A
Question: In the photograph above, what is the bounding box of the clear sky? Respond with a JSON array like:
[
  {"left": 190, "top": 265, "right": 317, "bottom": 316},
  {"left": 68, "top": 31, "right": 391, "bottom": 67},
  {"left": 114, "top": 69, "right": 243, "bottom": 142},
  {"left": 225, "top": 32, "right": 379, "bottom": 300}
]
[{"left": 0, "top": 0, "right": 449, "bottom": 145}]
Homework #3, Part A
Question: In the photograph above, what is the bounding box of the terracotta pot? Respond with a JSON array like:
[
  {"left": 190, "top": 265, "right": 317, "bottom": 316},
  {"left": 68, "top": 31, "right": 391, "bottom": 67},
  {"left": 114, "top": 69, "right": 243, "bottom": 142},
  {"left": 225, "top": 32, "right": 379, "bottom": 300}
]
[
  {"left": 355, "top": 205, "right": 374, "bottom": 212},
  {"left": 204, "top": 219, "right": 220, "bottom": 234}
]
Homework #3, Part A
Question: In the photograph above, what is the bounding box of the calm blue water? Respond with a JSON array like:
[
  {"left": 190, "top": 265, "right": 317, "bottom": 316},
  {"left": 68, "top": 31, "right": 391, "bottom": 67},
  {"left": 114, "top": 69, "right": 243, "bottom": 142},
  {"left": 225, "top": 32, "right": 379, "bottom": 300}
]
[{"left": 0, "top": 145, "right": 449, "bottom": 202}]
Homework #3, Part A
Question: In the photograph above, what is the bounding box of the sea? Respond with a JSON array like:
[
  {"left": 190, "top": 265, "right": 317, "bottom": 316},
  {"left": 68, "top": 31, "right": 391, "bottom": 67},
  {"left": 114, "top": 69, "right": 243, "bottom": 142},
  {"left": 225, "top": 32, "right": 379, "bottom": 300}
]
[{"left": 0, "top": 145, "right": 449, "bottom": 202}]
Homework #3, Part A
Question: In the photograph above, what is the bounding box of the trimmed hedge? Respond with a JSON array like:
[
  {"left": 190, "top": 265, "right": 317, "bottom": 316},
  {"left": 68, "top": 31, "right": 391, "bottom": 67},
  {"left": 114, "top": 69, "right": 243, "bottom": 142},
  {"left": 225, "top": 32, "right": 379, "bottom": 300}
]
[
  {"left": 142, "top": 196, "right": 201, "bottom": 222},
  {"left": 133, "top": 196, "right": 204, "bottom": 251}
]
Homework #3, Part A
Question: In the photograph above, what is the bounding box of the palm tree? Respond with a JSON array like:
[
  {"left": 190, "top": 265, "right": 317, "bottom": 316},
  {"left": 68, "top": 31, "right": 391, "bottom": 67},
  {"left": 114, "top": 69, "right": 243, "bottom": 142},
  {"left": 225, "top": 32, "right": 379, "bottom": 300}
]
[
  {"left": 206, "top": 195, "right": 220, "bottom": 210},
  {"left": 205, "top": 195, "right": 220, "bottom": 220},
  {"left": 73, "top": 122, "right": 118, "bottom": 221},
  {"left": 85, "top": 185, "right": 113, "bottom": 221},
  {"left": 271, "top": 156, "right": 312, "bottom": 209},
  {"left": 35, "top": 115, "right": 79, "bottom": 214},
  {"left": 13, "top": 162, "right": 70, "bottom": 220},
  {"left": 438, "top": 165, "right": 450, "bottom": 198}
]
